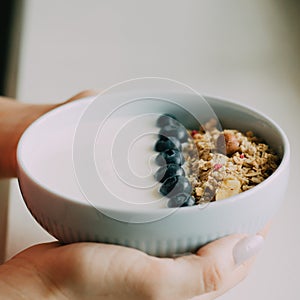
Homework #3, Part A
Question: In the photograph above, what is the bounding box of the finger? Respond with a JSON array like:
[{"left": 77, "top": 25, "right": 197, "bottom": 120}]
[
  {"left": 65, "top": 89, "right": 100, "bottom": 102},
  {"left": 12, "top": 242, "right": 61, "bottom": 260},
  {"left": 50, "top": 90, "right": 100, "bottom": 112}
]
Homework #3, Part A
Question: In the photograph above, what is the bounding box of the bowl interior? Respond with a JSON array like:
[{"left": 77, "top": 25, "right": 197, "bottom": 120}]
[{"left": 17, "top": 93, "right": 288, "bottom": 210}]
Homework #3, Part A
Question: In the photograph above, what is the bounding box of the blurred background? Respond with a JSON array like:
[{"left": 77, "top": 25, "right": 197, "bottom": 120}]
[{"left": 0, "top": 0, "right": 299, "bottom": 299}]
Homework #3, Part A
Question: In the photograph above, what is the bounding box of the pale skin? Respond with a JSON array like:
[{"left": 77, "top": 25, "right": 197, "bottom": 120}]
[{"left": 0, "top": 91, "right": 268, "bottom": 299}]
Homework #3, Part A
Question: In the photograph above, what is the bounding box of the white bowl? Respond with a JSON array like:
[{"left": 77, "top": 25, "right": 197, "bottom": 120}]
[{"left": 17, "top": 93, "right": 290, "bottom": 257}]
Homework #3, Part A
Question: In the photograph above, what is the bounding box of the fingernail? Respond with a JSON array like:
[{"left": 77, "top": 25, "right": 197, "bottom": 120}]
[{"left": 233, "top": 235, "right": 264, "bottom": 265}]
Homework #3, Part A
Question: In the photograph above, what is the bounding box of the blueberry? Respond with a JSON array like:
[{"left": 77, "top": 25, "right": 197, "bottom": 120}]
[
  {"left": 159, "top": 175, "right": 192, "bottom": 197},
  {"left": 159, "top": 176, "right": 178, "bottom": 196},
  {"left": 156, "top": 114, "right": 178, "bottom": 127},
  {"left": 154, "top": 164, "right": 185, "bottom": 183},
  {"left": 154, "top": 136, "right": 181, "bottom": 152},
  {"left": 167, "top": 193, "right": 191, "bottom": 207},
  {"left": 159, "top": 124, "right": 188, "bottom": 143},
  {"left": 181, "top": 195, "right": 196, "bottom": 207},
  {"left": 155, "top": 149, "right": 185, "bottom": 166}
]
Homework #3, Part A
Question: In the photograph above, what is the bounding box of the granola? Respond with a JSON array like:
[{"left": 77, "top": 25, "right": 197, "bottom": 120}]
[{"left": 184, "top": 119, "right": 280, "bottom": 204}]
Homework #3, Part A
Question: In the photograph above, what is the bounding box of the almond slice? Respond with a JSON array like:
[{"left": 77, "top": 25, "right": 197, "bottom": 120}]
[{"left": 216, "top": 178, "right": 241, "bottom": 201}]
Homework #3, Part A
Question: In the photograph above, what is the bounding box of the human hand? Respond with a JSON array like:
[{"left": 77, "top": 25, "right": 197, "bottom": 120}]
[
  {"left": 0, "top": 225, "right": 268, "bottom": 300},
  {"left": 0, "top": 90, "right": 97, "bottom": 178}
]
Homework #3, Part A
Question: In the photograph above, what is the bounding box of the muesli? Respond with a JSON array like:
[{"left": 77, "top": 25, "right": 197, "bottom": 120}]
[{"left": 184, "top": 119, "right": 280, "bottom": 204}]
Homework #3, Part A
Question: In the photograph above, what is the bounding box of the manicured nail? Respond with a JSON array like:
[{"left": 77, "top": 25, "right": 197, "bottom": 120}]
[{"left": 233, "top": 235, "right": 264, "bottom": 265}]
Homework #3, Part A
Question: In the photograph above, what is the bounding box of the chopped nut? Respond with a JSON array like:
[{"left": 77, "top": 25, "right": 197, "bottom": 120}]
[
  {"left": 224, "top": 131, "right": 240, "bottom": 155},
  {"left": 216, "top": 178, "right": 241, "bottom": 201},
  {"left": 195, "top": 187, "right": 203, "bottom": 197},
  {"left": 216, "top": 131, "right": 240, "bottom": 155}
]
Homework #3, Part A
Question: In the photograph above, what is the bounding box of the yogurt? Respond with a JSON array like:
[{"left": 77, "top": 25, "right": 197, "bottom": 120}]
[{"left": 33, "top": 111, "right": 169, "bottom": 209}]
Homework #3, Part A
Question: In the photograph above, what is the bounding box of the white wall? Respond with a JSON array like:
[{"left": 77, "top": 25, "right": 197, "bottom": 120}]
[
  {"left": 6, "top": 1, "right": 300, "bottom": 299},
  {"left": 17, "top": 1, "right": 300, "bottom": 107}
]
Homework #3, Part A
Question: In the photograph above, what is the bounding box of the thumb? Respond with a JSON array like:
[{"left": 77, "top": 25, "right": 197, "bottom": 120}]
[{"left": 172, "top": 233, "right": 265, "bottom": 299}]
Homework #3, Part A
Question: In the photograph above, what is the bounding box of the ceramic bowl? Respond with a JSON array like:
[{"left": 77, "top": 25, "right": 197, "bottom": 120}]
[{"left": 17, "top": 93, "right": 290, "bottom": 256}]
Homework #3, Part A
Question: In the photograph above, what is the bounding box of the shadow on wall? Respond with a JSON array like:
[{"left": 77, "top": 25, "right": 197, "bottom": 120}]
[
  {"left": 278, "top": 0, "right": 300, "bottom": 37},
  {"left": 276, "top": 0, "right": 300, "bottom": 86},
  {"left": 0, "top": 0, "right": 16, "bottom": 94},
  {"left": 0, "top": 0, "right": 21, "bottom": 263}
]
